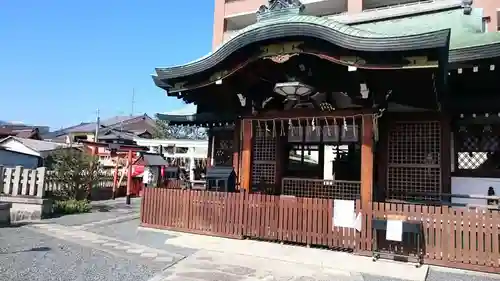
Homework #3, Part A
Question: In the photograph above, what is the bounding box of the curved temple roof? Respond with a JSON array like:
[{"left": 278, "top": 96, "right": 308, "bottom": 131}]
[{"left": 154, "top": 0, "right": 451, "bottom": 81}]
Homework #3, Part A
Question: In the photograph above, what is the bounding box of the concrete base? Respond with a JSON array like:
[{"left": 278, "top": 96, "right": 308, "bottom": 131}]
[
  {"left": 0, "top": 202, "right": 12, "bottom": 225},
  {"left": 0, "top": 196, "right": 53, "bottom": 222}
]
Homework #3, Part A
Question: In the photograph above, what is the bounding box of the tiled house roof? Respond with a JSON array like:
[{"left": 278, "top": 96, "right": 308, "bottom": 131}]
[
  {"left": 0, "top": 128, "right": 40, "bottom": 140},
  {"left": 43, "top": 114, "right": 155, "bottom": 139}
]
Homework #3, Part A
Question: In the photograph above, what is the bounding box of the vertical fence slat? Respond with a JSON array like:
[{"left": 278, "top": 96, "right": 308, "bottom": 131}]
[{"left": 492, "top": 211, "right": 500, "bottom": 268}]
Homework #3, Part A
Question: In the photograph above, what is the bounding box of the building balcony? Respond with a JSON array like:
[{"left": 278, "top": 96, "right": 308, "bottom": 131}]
[
  {"left": 224, "top": 0, "right": 347, "bottom": 30},
  {"left": 362, "top": 0, "right": 430, "bottom": 10}
]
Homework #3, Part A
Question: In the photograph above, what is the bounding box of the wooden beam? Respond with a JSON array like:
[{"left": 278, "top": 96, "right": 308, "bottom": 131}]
[
  {"left": 240, "top": 119, "right": 252, "bottom": 192},
  {"left": 126, "top": 150, "right": 133, "bottom": 205},
  {"left": 361, "top": 115, "right": 374, "bottom": 210},
  {"left": 207, "top": 127, "right": 214, "bottom": 167}
]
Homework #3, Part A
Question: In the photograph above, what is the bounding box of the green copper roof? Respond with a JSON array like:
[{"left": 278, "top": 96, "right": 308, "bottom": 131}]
[
  {"left": 352, "top": 8, "right": 500, "bottom": 50},
  {"left": 155, "top": 0, "right": 450, "bottom": 80}
]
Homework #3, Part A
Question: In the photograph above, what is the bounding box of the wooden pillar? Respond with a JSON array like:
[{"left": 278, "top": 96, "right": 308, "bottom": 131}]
[
  {"left": 112, "top": 161, "right": 119, "bottom": 199},
  {"left": 207, "top": 127, "right": 214, "bottom": 167},
  {"left": 126, "top": 150, "right": 133, "bottom": 205},
  {"left": 441, "top": 114, "right": 452, "bottom": 197},
  {"left": 232, "top": 121, "right": 241, "bottom": 176},
  {"left": 240, "top": 119, "right": 252, "bottom": 192},
  {"left": 361, "top": 115, "right": 374, "bottom": 210}
]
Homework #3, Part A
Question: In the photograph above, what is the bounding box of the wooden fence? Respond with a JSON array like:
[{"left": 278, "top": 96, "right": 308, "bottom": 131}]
[
  {"left": 369, "top": 202, "right": 500, "bottom": 273},
  {"left": 141, "top": 188, "right": 500, "bottom": 273},
  {"left": 141, "top": 188, "right": 357, "bottom": 249}
]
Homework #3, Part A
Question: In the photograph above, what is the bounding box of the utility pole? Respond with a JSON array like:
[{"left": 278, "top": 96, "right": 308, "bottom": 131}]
[
  {"left": 95, "top": 109, "right": 100, "bottom": 143},
  {"left": 131, "top": 88, "right": 135, "bottom": 117}
]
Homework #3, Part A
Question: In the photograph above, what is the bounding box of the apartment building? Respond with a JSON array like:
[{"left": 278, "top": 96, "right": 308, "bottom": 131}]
[{"left": 213, "top": 0, "right": 499, "bottom": 48}]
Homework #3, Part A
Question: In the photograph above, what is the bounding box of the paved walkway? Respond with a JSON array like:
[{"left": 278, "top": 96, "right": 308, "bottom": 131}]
[
  {"left": 143, "top": 228, "right": 428, "bottom": 281},
  {"left": 153, "top": 249, "right": 363, "bottom": 281}
]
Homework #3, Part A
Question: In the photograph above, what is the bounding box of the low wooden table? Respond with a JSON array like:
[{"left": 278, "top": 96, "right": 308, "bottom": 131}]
[{"left": 371, "top": 217, "right": 423, "bottom": 267}]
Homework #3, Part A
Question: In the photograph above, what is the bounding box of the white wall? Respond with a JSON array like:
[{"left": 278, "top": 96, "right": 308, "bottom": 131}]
[
  {"left": 451, "top": 176, "right": 500, "bottom": 206},
  {"left": 0, "top": 150, "right": 39, "bottom": 169},
  {"left": 0, "top": 139, "right": 40, "bottom": 157}
]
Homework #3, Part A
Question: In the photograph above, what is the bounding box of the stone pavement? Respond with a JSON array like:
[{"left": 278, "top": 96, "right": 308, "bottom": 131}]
[
  {"left": 29, "top": 223, "right": 183, "bottom": 265},
  {"left": 148, "top": 228, "right": 428, "bottom": 281},
  {"left": 153, "top": 249, "right": 363, "bottom": 281}
]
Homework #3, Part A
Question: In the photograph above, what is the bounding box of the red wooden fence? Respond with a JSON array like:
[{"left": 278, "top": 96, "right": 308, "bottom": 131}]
[
  {"left": 370, "top": 202, "right": 500, "bottom": 273},
  {"left": 140, "top": 188, "right": 500, "bottom": 273},
  {"left": 141, "top": 188, "right": 357, "bottom": 249}
]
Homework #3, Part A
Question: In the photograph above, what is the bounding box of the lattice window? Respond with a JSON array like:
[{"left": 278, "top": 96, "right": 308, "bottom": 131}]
[
  {"left": 213, "top": 130, "right": 234, "bottom": 166},
  {"left": 454, "top": 124, "right": 500, "bottom": 176},
  {"left": 387, "top": 121, "right": 442, "bottom": 201},
  {"left": 251, "top": 127, "right": 277, "bottom": 191}
]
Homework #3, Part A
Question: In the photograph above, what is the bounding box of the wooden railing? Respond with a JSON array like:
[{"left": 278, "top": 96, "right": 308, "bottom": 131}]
[{"left": 141, "top": 188, "right": 500, "bottom": 273}]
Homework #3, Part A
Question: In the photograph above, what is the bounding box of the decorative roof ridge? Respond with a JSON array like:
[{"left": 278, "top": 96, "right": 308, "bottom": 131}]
[{"left": 256, "top": 0, "right": 305, "bottom": 22}]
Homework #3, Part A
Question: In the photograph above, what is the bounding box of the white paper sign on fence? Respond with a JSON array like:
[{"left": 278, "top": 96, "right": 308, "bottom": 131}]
[
  {"left": 353, "top": 212, "right": 362, "bottom": 232},
  {"left": 333, "top": 199, "right": 355, "bottom": 228},
  {"left": 386, "top": 219, "right": 403, "bottom": 242}
]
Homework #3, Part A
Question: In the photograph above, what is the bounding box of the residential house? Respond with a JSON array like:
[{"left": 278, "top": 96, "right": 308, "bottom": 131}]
[
  {"left": 0, "top": 127, "right": 43, "bottom": 140},
  {"left": 42, "top": 114, "right": 155, "bottom": 144},
  {"left": 0, "top": 136, "right": 80, "bottom": 167},
  {"left": 0, "top": 147, "right": 41, "bottom": 169}
]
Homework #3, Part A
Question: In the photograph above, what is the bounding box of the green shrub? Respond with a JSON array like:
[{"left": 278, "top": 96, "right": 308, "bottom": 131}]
[{"left": 53, "top": 199, "right": 92, "bottom": 215}]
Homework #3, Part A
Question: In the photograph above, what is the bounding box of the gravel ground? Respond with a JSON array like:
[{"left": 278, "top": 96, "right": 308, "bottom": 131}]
[{"left": 0, "top": 226, "right": 164, "bottom": 281}]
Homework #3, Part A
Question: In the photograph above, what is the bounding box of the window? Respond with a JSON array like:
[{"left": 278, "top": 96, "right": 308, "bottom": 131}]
[
  {"left": 287, "top": 144, "right": 321, "bottom": 177},
  {"left": 73, "top": 135, "right": 87, "bottom": 142},
  {"left": 175, "top": 147, "right": 189, "bottom": 154},
  {"left": 482, "top": 17, "right": 490, "bottom": 32},
  {"left": 284, "top": 123, "right": 361, "bottom": 180}
]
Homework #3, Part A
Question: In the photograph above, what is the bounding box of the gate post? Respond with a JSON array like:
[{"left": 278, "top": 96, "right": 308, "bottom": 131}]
[
  {"left": 240, "top": 119, "right": 252, "bottom": 192},
  {"left": 360, "top": 114, "right": 374, "bottom": 252},
  {"left": 360, "top": 114, "right": 374, "bottom": 210}
]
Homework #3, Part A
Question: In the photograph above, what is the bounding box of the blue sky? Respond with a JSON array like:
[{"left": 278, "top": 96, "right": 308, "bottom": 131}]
[{"left": 0, "top": 0, "right": 214, "bottom": 129}]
